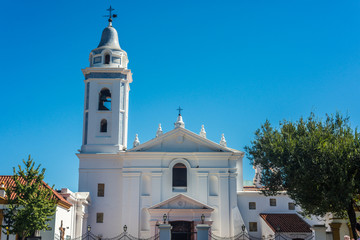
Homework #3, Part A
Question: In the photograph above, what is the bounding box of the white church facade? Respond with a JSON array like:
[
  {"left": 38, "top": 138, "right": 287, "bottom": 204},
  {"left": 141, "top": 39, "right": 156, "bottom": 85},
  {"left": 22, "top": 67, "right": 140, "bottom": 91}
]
[{"left": 75, "top": 14, "right": 350, "bottom": 240}]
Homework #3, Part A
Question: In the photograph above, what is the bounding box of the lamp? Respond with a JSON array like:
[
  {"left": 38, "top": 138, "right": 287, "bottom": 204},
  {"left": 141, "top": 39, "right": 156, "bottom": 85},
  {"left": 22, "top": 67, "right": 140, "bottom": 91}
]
[
  {"left": 6, "top": 226, "right": 9, "bottom": 240},
  {"left": 201, "top": 214, "right": 205, "bottom": 224},
  {"left": 123, "top": 225, "right": 127, "bottom": 232},
  {"left": 87, "top": 225, "right": 91, "bottom": 232},
  {"left": 241, "top": 224, "right": 246, "bottom": 232},
  {"left": 163, "top": 214, "right": 167, "bottom": 224}
]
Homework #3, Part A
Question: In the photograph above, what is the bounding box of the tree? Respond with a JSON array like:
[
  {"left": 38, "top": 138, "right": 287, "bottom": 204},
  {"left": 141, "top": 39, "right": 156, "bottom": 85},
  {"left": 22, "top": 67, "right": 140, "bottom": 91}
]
[
  {"left": 1, "top": 156, "right": 57, "bottom": 240},
  {"left": 245, "top": 113, "right": 360, "bottom": 238}
]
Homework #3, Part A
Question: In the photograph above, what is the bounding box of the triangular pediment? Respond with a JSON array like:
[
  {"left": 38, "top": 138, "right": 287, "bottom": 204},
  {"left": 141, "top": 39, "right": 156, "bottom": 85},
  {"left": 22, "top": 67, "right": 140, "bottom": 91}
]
[
  {"left": 149, "top": 194, "right": 214, "bottom": 210},
  {"left": 129, "top": 127, "right": 241, "bottom": 153}
]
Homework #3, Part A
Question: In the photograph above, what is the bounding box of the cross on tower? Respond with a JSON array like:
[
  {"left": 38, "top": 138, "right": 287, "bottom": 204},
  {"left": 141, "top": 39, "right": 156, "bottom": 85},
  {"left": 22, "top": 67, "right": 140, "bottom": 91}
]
[
  {"left": 177, "top": 106, "right": 183, "bottom": 116},
  {"left": 104, "top": 5, "right": 117, "bottom": 22}
]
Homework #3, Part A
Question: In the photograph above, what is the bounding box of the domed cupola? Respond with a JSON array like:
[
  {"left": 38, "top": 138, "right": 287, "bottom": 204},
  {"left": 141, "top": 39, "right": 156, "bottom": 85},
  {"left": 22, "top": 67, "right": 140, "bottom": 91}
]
[
  {"left": 97, "top": 26, "right": 121, "bottom": 50},
  {"left": 89, "top": 19, "right": 129, "bottom": 69}
]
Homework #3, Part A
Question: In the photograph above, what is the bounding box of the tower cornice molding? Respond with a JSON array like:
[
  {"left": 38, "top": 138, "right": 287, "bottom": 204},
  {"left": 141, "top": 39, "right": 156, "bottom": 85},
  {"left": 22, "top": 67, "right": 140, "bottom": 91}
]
[
  {"left": 82, "top": 67, "right": 131, "bottom": 74},
  {"left": 82, "top": 67, "right": 133, "bottom": 83}
]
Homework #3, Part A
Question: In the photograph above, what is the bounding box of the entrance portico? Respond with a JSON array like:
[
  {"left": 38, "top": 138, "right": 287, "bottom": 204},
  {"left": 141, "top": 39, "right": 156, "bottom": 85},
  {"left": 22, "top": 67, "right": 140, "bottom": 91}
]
[{"left": 148, "top": 194, "right": 214, "bottom": 237}]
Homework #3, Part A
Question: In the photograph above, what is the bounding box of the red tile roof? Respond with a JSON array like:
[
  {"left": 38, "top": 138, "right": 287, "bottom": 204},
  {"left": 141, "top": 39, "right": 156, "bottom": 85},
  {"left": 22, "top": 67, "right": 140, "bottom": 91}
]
[
  {"left": 0, "top": 175, "right": 72, "bottom": 209},
  {"left": 260, "top": 213, "right": 312, "bottom": 233},
  {"left": 243, "top": 185, "right": 263, "bottom": 191}
]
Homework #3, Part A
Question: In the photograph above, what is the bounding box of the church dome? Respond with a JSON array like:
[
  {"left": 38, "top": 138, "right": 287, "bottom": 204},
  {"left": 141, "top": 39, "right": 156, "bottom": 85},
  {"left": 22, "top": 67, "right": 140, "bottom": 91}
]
[
  {"left": 88, "top": 23, "right": 129, "bottom": 68},
  {"left": 97, "top": 26, "right": 121, "bottom": 50}
]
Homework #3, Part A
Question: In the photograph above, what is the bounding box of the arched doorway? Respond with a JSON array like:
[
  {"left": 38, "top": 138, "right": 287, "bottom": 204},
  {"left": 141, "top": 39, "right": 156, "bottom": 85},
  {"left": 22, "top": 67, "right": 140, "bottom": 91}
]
[{"left": 170, "top": 221, "right": 195, "bottom": 240}]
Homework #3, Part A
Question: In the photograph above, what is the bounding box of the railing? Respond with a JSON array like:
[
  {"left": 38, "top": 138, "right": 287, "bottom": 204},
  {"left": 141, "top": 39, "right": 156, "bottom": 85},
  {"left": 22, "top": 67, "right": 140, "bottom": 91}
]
[
  {"left": 209, "top": 232, "right": 314, "bottom": 240},
  {"left": 55, "top": 232, "right": 159, "bottom": 240}
]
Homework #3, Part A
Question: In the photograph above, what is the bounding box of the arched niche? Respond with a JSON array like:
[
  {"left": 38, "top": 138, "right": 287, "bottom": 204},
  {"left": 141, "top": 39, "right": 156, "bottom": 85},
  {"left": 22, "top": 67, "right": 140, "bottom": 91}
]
[
  {"left": 141, "top": 174, "right": 151, "bottom": 196},
  {"left": 209, "top": 175, "right": 219, "bottom": 196}
]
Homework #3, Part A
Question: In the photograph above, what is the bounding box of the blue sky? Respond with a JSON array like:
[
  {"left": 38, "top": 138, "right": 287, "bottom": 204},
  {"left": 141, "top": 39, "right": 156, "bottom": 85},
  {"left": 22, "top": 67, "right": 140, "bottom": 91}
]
[{"left": 0, "top": 0, "right": 359, "bottom": 191}]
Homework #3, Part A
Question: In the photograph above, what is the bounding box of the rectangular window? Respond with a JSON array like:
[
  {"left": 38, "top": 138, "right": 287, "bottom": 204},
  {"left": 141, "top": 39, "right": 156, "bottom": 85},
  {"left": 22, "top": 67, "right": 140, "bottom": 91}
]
[
  {"left": 84, "top": 113, "right": 88, "bottom": 145},
  {"left": 288, "top": 202, "right": 295, "bottom": 210},
  {"left": 249, "top": 222, "right": 258, "bottom": 232},
  {"left": 85, "top": 82, "right": 90, "bottom": 110},
  {"left": 249, "top": 202, "right": 256, "bottom": 210},
  {"left": 98, "top": 183, "right": 105, "bottom": 197},
  {"left": 270, "top": 198, "right": 276, "bottom": 206},
  {"left": 96, "top": 213, "right": 104, "bottom": 223}
]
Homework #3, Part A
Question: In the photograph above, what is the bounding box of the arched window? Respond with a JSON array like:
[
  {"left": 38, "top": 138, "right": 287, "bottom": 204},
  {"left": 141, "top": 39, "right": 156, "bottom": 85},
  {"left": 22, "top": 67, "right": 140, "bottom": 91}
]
[
  {"left": 104, "top": 54, "right": 110, "bottom": 64},
  {"left": 100, "top": 119, "right": 107, "bottom": 132},
  {"left": 172, "top": 163, "right": 187, "bottom": 187},
  {"left": 98, "top": 88, "right": 111, "bottom": 110}
]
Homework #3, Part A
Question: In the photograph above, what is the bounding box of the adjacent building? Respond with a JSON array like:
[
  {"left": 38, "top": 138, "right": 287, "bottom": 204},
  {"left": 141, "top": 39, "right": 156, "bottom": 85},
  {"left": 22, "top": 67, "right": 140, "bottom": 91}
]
[{"left": 0, "top": 176, "right": 90, "bottom": 240}]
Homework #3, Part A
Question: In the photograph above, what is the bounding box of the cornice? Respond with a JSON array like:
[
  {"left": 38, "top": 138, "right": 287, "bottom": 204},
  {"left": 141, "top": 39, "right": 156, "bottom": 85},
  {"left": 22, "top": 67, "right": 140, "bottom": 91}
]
[
  {"left": 76, "top": 153, "right": 121, "bottom": 159},
  {"left": 123, "top": 172, "right": 141, "bottom": 177},
  {"left": 129, "top": 127, "right": 243, "bottom": 154},
  {"left": 81, "top": 67, "right": 131, "bottom": 75}
]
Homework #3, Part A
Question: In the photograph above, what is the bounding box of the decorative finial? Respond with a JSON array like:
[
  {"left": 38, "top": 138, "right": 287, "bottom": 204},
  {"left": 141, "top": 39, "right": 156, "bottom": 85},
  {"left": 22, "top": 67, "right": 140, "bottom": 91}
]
[
  {"left": 104, "top": 5, "right": 118, "bottom": 26},
  {"left": 156, "top": 124, "right": 163, "bottom": 138},
  {"left": 219, "top": 133, "right": 227, "bottom": 147},
  {"left": 174, "top": 115, "right": 185, "bottom": 129},
  {"left": 177, "top": 106, "right": 183, "bottom": 116},
  {"left": 133, "top": 134, "right": 140, "bottom": 147},
  {"left": 200, "top": 125, "right": 206, "bottom": 138}
]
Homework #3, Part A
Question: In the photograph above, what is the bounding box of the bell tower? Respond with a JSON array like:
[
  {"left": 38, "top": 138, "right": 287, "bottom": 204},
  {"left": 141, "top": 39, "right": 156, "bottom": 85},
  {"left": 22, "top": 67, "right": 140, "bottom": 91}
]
[{"left": 80, "top": 11, "right": 132, "bottom": 153}]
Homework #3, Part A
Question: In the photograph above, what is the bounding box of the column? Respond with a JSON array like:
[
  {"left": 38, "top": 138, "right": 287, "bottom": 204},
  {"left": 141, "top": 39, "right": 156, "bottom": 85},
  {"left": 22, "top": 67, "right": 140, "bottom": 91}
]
[
  {"left": 196, "top": 224, "right": 210, "bottom": 240},
  {"left": 197, "top": 172, "right": 208, "bottom": 203},
  {"left": 122, "top": 172, "right": 141, "bottom": 236},
  {"left": 158, "top": 224, "right": 172, "bottom": 240},
  {"left": 218, "top": 173, "right": 230, "bottom": 236},
  {"left": 330, "top": 223, "right": 342, "bottom": 240},
  {"left": 311, "top": 224, "right": 327, "bottom": 240}
]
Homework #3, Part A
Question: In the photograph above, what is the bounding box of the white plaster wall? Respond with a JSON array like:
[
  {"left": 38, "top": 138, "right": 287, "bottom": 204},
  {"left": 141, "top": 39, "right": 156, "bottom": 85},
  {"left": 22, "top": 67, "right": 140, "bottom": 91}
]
[
  {"left": 123, "top": 152, "right": 239, "bottom": 238},
  {"left": 82, "top": 72, "right": 131, "bottom": 153},
  {"left": 79, "top": 126, "right": 243, "bottom": 238},
  {"left": 51, "top": 205, "right": 73, "bottom": 239},
  {"left": 78, "top": 155, "right": 123, "bottom": 238}
]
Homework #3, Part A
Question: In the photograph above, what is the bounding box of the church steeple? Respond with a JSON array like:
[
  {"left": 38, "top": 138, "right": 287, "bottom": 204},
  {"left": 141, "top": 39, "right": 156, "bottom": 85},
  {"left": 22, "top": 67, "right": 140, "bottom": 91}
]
[
  {"left": 80, "top": 8, "right": 133, "bottom": 153},
  {"left": 174, "top": 106, "right": 185, "bottom": 129}
]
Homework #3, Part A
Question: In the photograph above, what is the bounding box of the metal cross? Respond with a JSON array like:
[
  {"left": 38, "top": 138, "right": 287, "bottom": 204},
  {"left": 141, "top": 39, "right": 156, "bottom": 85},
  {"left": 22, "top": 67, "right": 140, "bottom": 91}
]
[
  {"left": 177, "top": 106, "right": 183, "bottom": 115},
  {"left": 104, "top": 5, "right": 117, "bottom": 22}
]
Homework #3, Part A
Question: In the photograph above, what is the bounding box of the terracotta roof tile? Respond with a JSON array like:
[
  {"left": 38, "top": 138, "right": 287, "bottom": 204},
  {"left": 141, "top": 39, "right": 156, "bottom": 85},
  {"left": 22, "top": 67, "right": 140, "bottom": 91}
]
[
  {"left": 243, "top": 185, "right": 263, "bottom": 191},
  {"left": 0, "top": 175, "right": 72, "bottom": 209},
  {"left": 260, "top": 213, "right": 312, "bottom": 233}
]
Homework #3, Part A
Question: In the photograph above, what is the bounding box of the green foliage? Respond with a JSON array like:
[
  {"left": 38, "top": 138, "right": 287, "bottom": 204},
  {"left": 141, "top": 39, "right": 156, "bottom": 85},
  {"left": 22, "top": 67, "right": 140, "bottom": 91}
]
[
  {"left": 1, "top": 155, "right": 57, "bottom": 239},
  {"left": 245, "top": 113, "right": 360, "bottom": 237}
]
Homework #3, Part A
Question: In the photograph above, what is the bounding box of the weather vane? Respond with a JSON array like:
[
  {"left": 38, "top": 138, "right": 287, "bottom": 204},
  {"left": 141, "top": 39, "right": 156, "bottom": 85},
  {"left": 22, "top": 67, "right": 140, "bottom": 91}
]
[
  {"left": 177, "top": 106, "right": 183, "bottom": 115},
  {"left": 104, "top": 5, "right": 117, "bottom": 22}
]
